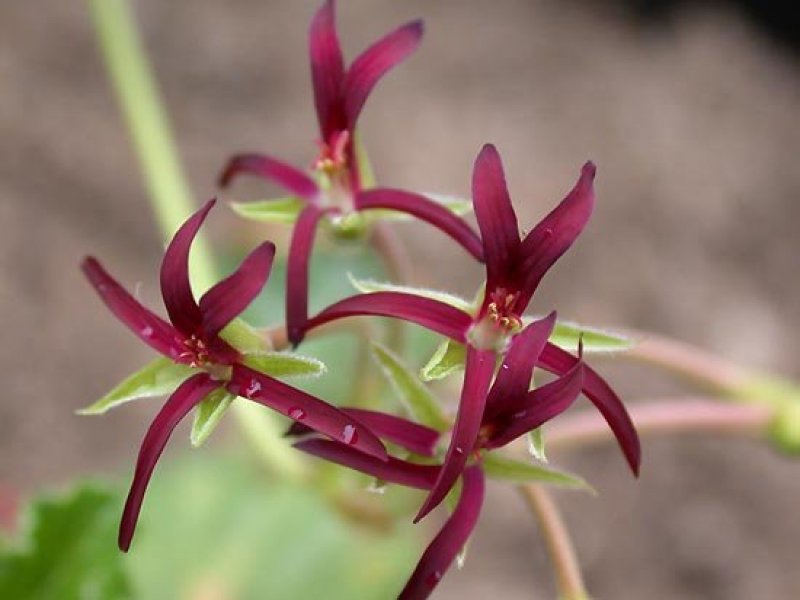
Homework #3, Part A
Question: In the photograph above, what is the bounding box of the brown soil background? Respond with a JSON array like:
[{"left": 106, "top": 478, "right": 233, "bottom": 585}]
[{"left": 2, "top": 1, "right": 799, "bottom": 598}]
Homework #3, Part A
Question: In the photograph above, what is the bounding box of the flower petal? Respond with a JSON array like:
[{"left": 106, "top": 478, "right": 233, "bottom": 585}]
[
  {"left": 472, "top": 144, "right": 520, "bottom": 299},
  {"left": 486, "top": 362, "right": 585, "bottom": 449},
  {"left": 309, "top": 0, "right": 346, "bottom": 137},
  {"left": 198, "top": 241, "right": 275, "bottom": 337},
  {"left": 227, "top": 365, "right": 387, "bottom": 461},
  {"left": 160, "top": 200, "right": 214, "bottom": 335},
  {"left": 539, "top": 342, "right": 641, "bottom": 475},
  {"left": 356, "top": 188, "right": 483, "bottom": 261},
  {"left": 415, "top": 348, "right": 495, "bottom": 522},
  {"left": 484, "top": 312, "right": 557, "bottom": 421},
  {"left": 515, "top": 162, "right": 595, "bottom": 308},
  {"left": 343, "top": 20, "right": 424, "bottom": 128},
  {"left": 82, "top": 257, "right": 185, "bottom": 359},
  {"left": 288, "top": 408, "right": 440, "bottom": 457},
  {"left": 399, "top": 466, "right": 485, "bottom": 600},
  {"left": 218, "top": 153, "right": 320, "bottom": 201},
  {"left": 287, "top": 205, "right": 333, "bottom": 347},
  {"left": 295, "top": 439, "right": 439, "bottom": 490},
  {"left": 119, "top": 373, "right": 219, "bottom": 551},
  {"left": 304, "top": 292, "right": 472, "bottom": 343}
]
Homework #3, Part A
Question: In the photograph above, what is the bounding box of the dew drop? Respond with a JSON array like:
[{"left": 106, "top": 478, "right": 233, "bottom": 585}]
[
  {"left": 454, "top": 446, "right": 464, "bottom": 455},
  {"left": 244, "top": 379, "right": 262, "bottom": 398},
  {"left": 456, "top": 546, "right": 468, "bottom": 569},
  {"left": 366, "top": 480, "right": 387, "bottom": 495},
  {"left": 513, "top": 410, "right": 527, "bottom": 419},
  {"left": 140, "top": 325, "right": 154, "bottom": 338},
  {"left": 425, "top": 571, "right": 442, "bottom": 588},
  {"left": 342, "top": 424, "right": 358, "bottom": 445},
  {"left": 288, "top": 407, "right": 306, "bottom": 421},
  {"left": 501, "top": 364, "right": 509, "bottom": 370}
]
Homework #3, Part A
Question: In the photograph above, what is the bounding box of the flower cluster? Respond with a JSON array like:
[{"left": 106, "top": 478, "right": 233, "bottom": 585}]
[{"left": 82, "top": 1, "right": 640, "bottom": 598}]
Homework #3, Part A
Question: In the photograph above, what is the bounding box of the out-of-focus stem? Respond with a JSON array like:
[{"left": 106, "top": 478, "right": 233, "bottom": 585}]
[
  {"left": 88, "top": 0, "right": 215, "bottom": 292},
  {"left": 369, "top": 222, "right": 414, "bottom": 351},
  {"left": 545, "top": 397, "right": 773, "bottom": 451},
  {"left": 518, "top": 485, "right": 589, "bottom": 600}
]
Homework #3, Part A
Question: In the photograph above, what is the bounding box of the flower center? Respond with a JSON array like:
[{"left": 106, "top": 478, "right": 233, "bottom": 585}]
[
  {"left": 313, "top": 130, "right": 350, "bottom": 180},
  {"left": 467, "top": 289, "right": 522, "bottom": 351},
  {"left": 178, "top": 335, "right": 210, "bottom": 368}
]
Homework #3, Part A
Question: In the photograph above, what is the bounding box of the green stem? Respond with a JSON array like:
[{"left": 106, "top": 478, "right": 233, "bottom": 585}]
[{"left": 88, "top": 0, "right": 215, "bottom": 292}]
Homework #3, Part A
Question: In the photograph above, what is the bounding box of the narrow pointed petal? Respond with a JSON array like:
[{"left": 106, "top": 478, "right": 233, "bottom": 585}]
[
  {"left": 539, "top": 342, "right": 641, "bottom": 474},
  {"left": 486, "top": 363, "right": 584, "bottom": 449},
  {"left": 516, "top": 162, "right": 595, "bottom": 307},
  {"left": 82, "top": 257, "right": 185, "bottom": 358},
  {"left": 399, "top": 466, "right": 485, "bottom": 600},
  {"left": 343, "top": 20, "right": 424, "bottom": 128},
  {"left": 218, "top": 153, "right": 320, "bottom": 201},
  {"left": 309, "top": 0, "right": 346, "bottom": 137},
  {"left": 484, "top": 312, "right": 557, "bottom": 420},
  {"left": 198, "top": 241, "right": 275, "bottom": 337},
  {"left": 356, "top": 188, "right": 483, "bottom": 261},
  {"left": 472, "top": 144, "right": 520, "bottom": 295},
  {"left": 288, "top": 408, "right": 440, "bottom": 457},
  {"left": 287, "top": 205, "right": 332, "bottom": 347},
  {"left": 415, "top": 348, "right": 495, "bottom": 522},
  {"left": 119, "top": 373, "right": 218, "bottom": 551},
  {"left": 160, "top": 200, "right": 214, "bottom": 334},
  {"left": 228, "top": 365, "right": 387, "bottom": 461},
  {"left": 295, "top": 439, "right": 439, "bottom": 490},
  {"left": 304, "top": 292, "right": 472, "bottom": 343}
]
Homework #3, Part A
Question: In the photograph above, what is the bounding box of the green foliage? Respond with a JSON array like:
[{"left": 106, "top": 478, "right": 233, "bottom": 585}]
[
  {"left": 527, "top": 428, "right": 547, "bottom": 463},
  {"left": 190, "top": 388, "right": 236, "bottom": 447},
  {"left": 370, "top": 342, "right": 449, "bottom": 432},
  {"left": 545, "top": 319, "right": 634, "bottom": 354},
  {"left": 481, "top": 454, "right": 593, "bottom": 493},
  {"left": 0, "top": 486, "right": 131, "bottom": 600},
  {"left": 243, "top": 352, "right": 327, "bottom": 379},
  {"left": 230, "top": 198, "right": 305, "bottom": 224},
  {"left": 348, "top": 273, "right": 473, "bottom": 312},
  {"left": 78, "top": 358, "right": 194, "bottom": 415},
  {"left": 420, "top": 339, "right": 467, "bottom": 382},
  {"left": 220, "top": 318, "right": 272, "bottom": 355}
]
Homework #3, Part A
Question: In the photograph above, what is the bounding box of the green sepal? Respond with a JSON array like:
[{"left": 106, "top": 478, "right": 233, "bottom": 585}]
[
  {"left": 348, "top": 273, "right": 473, "bottom": 312},
  {"left": 354, "top": 132, "right": 376, "bottom": 190},
  {"left": 230, "top": 197, "right": 304, "bottom": 224},
  {"left": 366, "top": 193, "right": 473, "bottom": 222},
  {"left": 328, "top": 212, "right": 368, "bottom": 240},
  {"left": 242, "top": 352, "right": 327, "bottom": 379},
  {"left": 370, "top": 342, "right": 449, "bottom": 432},
  {"left": 769, "top": 403, "right": 800, "bottom": 454},
  {"left": 481, "top": 453, "right": 594, "bottom": 493},
  {"left": 190, "top": 387, "right": 235, "bottom": 447},
  {"left": 219, "top": 318, "right": 272, "bottom": 355},
  {"left": 539, "top": 318, "right": 635, "bottom": 354},
  {"left": 420, "top": 339, "right": 467, "bottom": 382},
  {"left": 527, "top": 428, "right": 548, "bottom": 462},
  {"left": 77, "top": 358, "right": 195, "bottom": 415}
]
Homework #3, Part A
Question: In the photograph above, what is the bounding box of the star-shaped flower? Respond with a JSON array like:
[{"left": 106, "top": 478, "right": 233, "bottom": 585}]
[
  {"left": 299, "top": 145, "right": 641, "bottom": 487},
  {"left": 219, "top": 0, "right": 483, "bottom": 345},
  {"left": 83, "top": 199, "right": 386, "bottom": 551},
  {"left": 290, "top": 314, "right": 588, "bottom": 599}
]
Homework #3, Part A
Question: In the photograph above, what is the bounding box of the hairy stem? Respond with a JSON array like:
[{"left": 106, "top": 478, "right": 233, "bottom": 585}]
[{"left": 518, "top": 485, "right": 588, "bottom": 600}]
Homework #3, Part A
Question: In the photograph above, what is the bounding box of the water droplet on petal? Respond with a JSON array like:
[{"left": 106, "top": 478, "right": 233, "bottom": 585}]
[
  {"left": 513, "top": 410, "right": 527, "bottom": 418},
  {"left": 244, "top": 379, "right": 261, "bottom": 398},
  {"left": 425, "top": 571, "right": 442, "bottom": 588},
  {"left": 366, "top": 480, "right": 386, "bottom": 495},
  {"left": 140, "top": 325, "right": 154, "bottom": 338},
  {"left": 502, "top": 364, "right": 509, "bottom": 370},
  {"left": 288, "top": 407, "right": 306, "bottom": 421},
  {"left": 342, "top": 424, "right": 358, "bottom": 445},
  {"left": 456, "top": 546, "right": 468, "bottom": 569},
  {"left": 454, "top": 446, "right": 464, "bottom": 455}
]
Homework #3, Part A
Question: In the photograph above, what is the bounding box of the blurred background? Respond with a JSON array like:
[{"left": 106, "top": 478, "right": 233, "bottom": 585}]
[{"left": 1, "top": 0, "right": 799, "bottom": 598}]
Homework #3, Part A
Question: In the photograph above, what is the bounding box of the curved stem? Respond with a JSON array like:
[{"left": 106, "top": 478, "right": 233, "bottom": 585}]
[
  {"left": 518, "top": 485, "right": 588, "bottom": 600},
  {"left": 545, "top": 397, "right": 773, "bottom": 452}
]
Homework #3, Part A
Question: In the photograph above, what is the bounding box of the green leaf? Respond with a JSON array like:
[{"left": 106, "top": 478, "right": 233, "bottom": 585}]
[
  {"left": 354, "top": 132, "right": 376, "bottom": 190},
  {"left": 543, "top": 318, "right": 635, "bottom": 354},
  {"left": 370, "top": 342, "right": 449, "bottom": 432},
  {"left": 190, "top": 387, "right": 236, "bottom": 447},
  {"left": 482, "top": 454, "right": 594, "bottom": 493},
  {"left": 348, "top": 273, "right": 472, "bottom": 313},
  {"left": 219, "top": 318, "right": 272, "bottom": 354},
  {"left": 243, "top": 352, "right": 326, "bottom": 379},
  {"left": 78, "top": 357, "right": 194, "bottom": 415},
  {"left": 0, "top": 485, "right": 130, "bottom": 599},
  {"left": 420, "top": 339, "right": 467, "bottom": 381},
  {"left": 769, "top": 403, "right": 800, "bottom": 455},
  {"left": 230, "top": 197, "right": 305, "bottom": 224},
  {"left": 527, "top": 428, "right": 547, "bottom": 462}
]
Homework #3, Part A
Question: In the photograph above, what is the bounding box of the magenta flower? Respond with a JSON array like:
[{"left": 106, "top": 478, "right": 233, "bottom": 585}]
[
  {"left": 83, "top": 199, "right": 386, "bottom": 551},
  {"left": 219, "top": 0, "right": 483, "bottom": 345},
  {"left": 300, "top": 144, "right": 641, "bottom": 482},
  {"left": 292, "top": 314, "right": 587, "bottom": 598}
]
